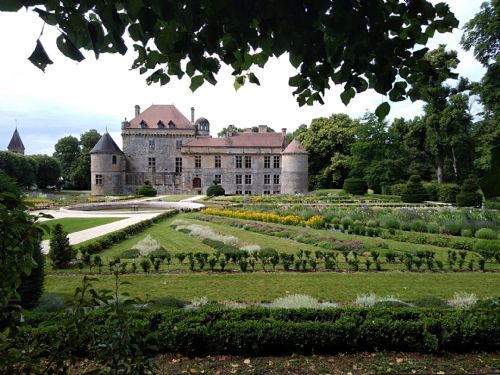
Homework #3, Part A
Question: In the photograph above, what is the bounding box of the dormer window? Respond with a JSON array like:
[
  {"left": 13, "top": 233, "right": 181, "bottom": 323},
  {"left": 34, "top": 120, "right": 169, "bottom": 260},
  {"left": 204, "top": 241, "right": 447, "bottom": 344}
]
[
  {"left": 140, "top": 120, "right": 148, "bottom": 129},
  {"left": 157, "top": 121, "right": 165, "bottom": 129},
  {"left": 168, "top": 120, "right": 175, "bottom": 129}
]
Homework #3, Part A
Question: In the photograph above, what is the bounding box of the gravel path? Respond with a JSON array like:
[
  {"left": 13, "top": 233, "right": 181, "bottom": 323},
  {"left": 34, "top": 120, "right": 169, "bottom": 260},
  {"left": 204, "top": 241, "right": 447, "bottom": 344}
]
[{"left": 40, "top": 195, "right": 205, "bottom": 254}]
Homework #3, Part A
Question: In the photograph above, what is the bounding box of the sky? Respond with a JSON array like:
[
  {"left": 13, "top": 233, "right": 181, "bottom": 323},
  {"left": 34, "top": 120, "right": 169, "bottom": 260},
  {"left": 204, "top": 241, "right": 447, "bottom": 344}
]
[{"left": 0, "top": 1, "right": 485, "bottom": 155}]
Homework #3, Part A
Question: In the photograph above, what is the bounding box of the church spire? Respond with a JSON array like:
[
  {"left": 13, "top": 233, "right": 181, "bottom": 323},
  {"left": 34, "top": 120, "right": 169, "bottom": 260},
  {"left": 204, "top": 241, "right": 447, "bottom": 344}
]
[{"left": 7, "top": 128, "right": 25, "bottom": 155}]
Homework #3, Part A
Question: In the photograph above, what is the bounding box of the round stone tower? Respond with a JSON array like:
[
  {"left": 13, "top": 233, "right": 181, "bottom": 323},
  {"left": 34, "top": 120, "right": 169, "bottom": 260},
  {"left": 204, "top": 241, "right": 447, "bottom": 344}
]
[
  {"left": 195, "top": 117, "right": 210, "bottom": 136},
  {"left": 281, "top": 139, "right": 308, "bottom": 194},
  {"left": 90, "top": 132, "right": 126, "bottom": 195}
]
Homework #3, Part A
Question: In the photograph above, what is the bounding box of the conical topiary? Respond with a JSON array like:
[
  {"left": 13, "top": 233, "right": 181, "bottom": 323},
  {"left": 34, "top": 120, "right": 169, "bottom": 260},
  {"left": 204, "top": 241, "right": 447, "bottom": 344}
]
[
  {"left": 49, "top": 224, "right": 74, "bottom": 269},
  {"left": 401, "top": 175, "right": 429, "bottom": 203},
  {"left": 456, "top": 177, "right": 483, "bottom": 207}
]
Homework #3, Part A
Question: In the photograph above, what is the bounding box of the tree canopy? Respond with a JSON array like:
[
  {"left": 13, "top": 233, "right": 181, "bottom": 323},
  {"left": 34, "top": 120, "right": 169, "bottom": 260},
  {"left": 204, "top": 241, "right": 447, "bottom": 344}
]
[{"left": 2, "top": 0, "right": 459, "bottom": 113}]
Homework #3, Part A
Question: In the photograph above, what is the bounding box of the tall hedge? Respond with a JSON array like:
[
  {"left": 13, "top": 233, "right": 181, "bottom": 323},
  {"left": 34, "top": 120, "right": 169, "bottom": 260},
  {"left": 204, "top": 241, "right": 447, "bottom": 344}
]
[
  {"left": 456, "top": 178, "right": 483, "bottom": 208},
  {"left": 343, "top": 178, "right": 368, "bottom": 195},
  {"left": 401, "top": 175, "right": 428, "bottom": 203}
]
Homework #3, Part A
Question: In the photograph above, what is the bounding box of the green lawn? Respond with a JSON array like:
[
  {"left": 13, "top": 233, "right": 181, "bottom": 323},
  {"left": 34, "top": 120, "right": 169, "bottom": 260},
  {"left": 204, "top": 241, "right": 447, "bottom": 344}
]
[
  {"left": 41, "top": 217, "right": 126, "bottom": 239},
  {"left": 44, "top": 271, "right": 500, "bottom": 304}
]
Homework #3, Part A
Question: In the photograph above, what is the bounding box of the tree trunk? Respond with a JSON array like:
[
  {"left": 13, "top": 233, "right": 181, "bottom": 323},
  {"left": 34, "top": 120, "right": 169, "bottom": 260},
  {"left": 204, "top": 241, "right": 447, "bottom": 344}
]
[
  {"left": 451, "top": 146, "right": 458, "bottom": 180},
  {"left": 436, "top": 156, "right": 444, "bottom": 183}
]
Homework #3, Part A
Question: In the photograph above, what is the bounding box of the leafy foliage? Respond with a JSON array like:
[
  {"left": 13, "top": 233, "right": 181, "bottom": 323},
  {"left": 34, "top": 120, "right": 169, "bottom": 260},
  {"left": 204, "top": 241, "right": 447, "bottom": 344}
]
[
  {"left": 401, "top": 175, "right": 429, "bottom": 203},
  {"left": 342, "top": 178, "right": 368, "bottom": 195},
  {"left": 30, "top": 154, "right": 61, "bottom": 188},
  {"left": 206, "top": 182, "right": 225, "bottom": 197},
  {"left": 3, "top": 0, "right": 459, "bottom": 109},
  {"left": 18, "top": 241, "right": 45, "bottom": 309},
  {"left": 0, "top": 151, "right": 37, "bottom": 188},
  {"left": 49, "top": 224, "right": 74, "bottom": 269},
  {"left": 456, "top": 178, "right": 483, "bottom": 207}
]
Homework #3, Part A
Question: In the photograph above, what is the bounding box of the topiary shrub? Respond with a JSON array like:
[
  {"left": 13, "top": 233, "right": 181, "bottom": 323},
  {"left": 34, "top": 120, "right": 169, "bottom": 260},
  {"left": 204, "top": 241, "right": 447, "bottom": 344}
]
[
  {"left": 401, "top": 175, "right": 429, "bottom": 203},
  {"left": 456, "top": 178, "right": 483, "bottom": 207},
  {"left": 137, "top": 180, "right": 157, "bottom": 197},
  {"left": 475, "top": 228, "right": 497, "bottom": 240},
  {"left": 436, "top": 183, "right": 461, "bottom": 203},
  {"left": 49, "top": 224, "right": 74, "bottom": 269},
  {"left": 343, "top": 178, "right": 368, "bottom": 195},
  {"left": 206, "top": 181, "right": 225, "bottom": 197}
]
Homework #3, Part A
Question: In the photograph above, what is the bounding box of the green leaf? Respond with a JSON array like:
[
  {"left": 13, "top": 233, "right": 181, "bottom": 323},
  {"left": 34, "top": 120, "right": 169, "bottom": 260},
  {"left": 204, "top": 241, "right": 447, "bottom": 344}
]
[
  {"left": 289, "top": 52, "right": 302, "bottom": 68},
  {"left": 0, "top": 0, "right": 22, "bottom": 11},
  {"left": 248, "top": 72, "right": 260, "bottom": 85},
  {"left": 375, "top": 102, "right": 391, "bottom": 119},
  {"left": 56, "top": 34, "right": 85, "bottom": 62},
  {"left": 154, "top": 23, "right": 178, "bottom": 54},
  {"left": 288, "top": 74, "right": 302, "bottom": 88},
  {"left": 28, "top": 40, "right": 53, "bottom": 72},
  {"left": 189, "top": 75, "right": 204, "bottom": 92},
  {"left": 234, "top": 76, "right": 245, "bottom": 90},
  {"left": 340, "top": 88, "right": 355, "bottom": 106}
]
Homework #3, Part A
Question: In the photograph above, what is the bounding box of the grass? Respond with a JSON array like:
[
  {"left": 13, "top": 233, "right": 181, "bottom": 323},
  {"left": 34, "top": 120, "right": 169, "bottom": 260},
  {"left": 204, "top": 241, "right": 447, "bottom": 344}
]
[
  {"left": 41, "top": 217, "right": 126, "bottom": 240},
  {"left": 44, "top": 271, "right": 499, "bottom": 304}
]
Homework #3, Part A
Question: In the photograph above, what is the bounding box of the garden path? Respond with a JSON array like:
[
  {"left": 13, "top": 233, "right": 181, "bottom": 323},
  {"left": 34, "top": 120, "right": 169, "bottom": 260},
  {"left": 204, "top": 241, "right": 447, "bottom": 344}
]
[{"left": 39, "top": 195, "right": 205, "bottom": 254}]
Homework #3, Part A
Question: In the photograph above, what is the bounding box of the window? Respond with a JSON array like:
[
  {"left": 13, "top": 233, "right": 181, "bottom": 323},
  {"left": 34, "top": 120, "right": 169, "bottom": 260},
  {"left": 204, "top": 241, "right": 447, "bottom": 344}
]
[
  {"left": 176, "top": 140, "right": 182, "bottom": 150},
  {"left": 95, "top": 174, "right": 103, "bottom": 185},
  {"left": 214, "top": 155, "right": 221, "bottom": 168},
  {"left": 235, "top": 155, "right": 242, "bottom": 168},
  {"left": 273, "top": 156, "right": 280, "bottom": 169},
  {"left": 175, "top": 157, "right": 182, "bottom": 173},
  {"left": 264, "top": 190, "right": 271, "bottom": 195},
  {"left": 264, "top": 156, "right": 271, "bottom": 169},
  {"left": 236, "top": 190, "right": 242, "bottom": 195},
  {"left": 157, "top": 121, "right": 165, "bottom": 128},
  {"left": 149, "top": 139, "right": 155, "bottom": 151},
  {"left": 273, "top": 174, "right": 280, "bottom": 185},
  {"left": 245, "top": 190, "right": 252, "bottom": 195},
  {"left": 245, "top": 175, "right": 252, "bottom": 185},
  {"left": 140, "top": 120, "right": 148, "bottom": 128},
  {"left": 168, "top": 120, "right": 175, "bottom": 128},
  {"left": 235, "top": 174, "right": 242, "bottom": 184},
  {"left": 148, "top": 157, "right": 156, "bottom": 172},
  {"left": 214, "top": 174, "right": 221, "bottom": 184},
  {"left": 112, "top": 155, "right": 117, "bottom": 165},
  {"left": 264, "top": 174, "right": 270, "bottom": 185},
  {"left": 245, "top": 156, "right": 251, "bottom": 168},
  {"left": 195, "top": 155, "right": 201, "bottom": 168},
  {"left": 273, "top": 190, "right": 281, "bottom": 194}
]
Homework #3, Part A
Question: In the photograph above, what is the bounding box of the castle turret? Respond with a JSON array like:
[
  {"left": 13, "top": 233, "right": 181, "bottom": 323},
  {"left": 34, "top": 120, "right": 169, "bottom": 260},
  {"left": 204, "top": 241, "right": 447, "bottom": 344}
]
[
  {"left": 90, "top": 132, "right": 126, "bottom": 195},
  {"left": 7, "top": 128, "right": 25, "bottom": 154},
  {"left": 194, "top": 117, "right": 210, "bottom": 136},
  {"left": 281, "top": 139, "right": 308, "bottom": 194}
]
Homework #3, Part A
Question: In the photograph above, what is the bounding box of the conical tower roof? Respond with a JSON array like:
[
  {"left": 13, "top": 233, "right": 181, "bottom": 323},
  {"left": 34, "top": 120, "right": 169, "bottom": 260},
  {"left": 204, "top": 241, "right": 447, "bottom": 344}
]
[
  {"left": 7, "top": 128, "right": 25, "bottom": 153},
  {"left": 282, "top": 139, "right": 308, "bottom": 154},
  {"left": 90, "top": 132, "right": 123, "bottom": 154}
]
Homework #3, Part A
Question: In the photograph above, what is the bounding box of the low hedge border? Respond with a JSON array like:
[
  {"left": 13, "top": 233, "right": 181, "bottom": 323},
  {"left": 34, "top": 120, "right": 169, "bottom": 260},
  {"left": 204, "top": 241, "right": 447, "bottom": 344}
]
[
  {"left": 19, "top": 307, "right": 500, "bottom": 356},
  {"left": 78, "top": 210, "right": 179, "bottom": 255}
]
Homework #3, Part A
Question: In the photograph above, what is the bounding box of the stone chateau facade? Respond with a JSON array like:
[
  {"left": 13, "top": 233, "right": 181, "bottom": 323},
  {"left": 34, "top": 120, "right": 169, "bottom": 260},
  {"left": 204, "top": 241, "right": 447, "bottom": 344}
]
[{"left": 90, "top": 104, "right": 308, "bottom": 196}]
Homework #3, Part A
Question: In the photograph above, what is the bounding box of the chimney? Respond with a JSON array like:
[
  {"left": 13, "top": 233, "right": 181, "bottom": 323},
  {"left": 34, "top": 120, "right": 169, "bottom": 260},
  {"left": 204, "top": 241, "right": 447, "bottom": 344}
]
[
  {"left": 282, "top": 128, "right": 287, "bottom": 135},
  {"left": 258, "top": 125, "right": 268, "bottom": 133},
  {"left": 191, "top": 107, "right": 195, "bottom": 123},
  {"left": 134, "top": 105, "right": 140, "bottom": 117}
]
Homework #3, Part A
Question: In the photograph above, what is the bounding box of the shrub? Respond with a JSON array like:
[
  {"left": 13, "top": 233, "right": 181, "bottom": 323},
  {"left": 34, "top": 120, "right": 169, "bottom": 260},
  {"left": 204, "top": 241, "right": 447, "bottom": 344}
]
[
  {"left": 423, "top": 182, "right": 439, "bottom": 201},
  {"left": 427, "top": 222, "right": 439, "bottom": 233},
  {"left": 18, "top": 242, "right": 45, "bottom": 308},
  {"left": 388, "top": 183, "right": 406, "bottom": 196},
  {"left": 153, "top": 296, "right": 185, "bottom": 309},
  {"left": 32, "top": 294, "right": 65, "bottom": 312},
  {"left": 137, "top": 180, "right": 157, "bottom": 197},
  {"left": 380, "top": 216, "right": 400, "bottom": 230},
  {"left": 412, "top": 297, "right": 449, "bottom": 308},
  {"left": 475, "top": 228, "right": 497, "bottom": 240},
  {"left": 366, "top": 219, "right": 378, "bottom": 228},
  {"left": 340, "top": 216, "right": 353, "bottom": 229},
  {"left": 401, "top": 175, "right": 428, "bottom": 203},
  {"left": 473, "top": 240, "right": 500, "bottom": 259},
  {"left": 456, "top": 178, "right": 482, "bottom": 207},
  {"left": 441, "top": 222, "right": 462, "bottom": 236},
  {"left": 140, "top": 258, "right": 151, "bottom": 272},
  {"left": 484, "top": 199, "right": 500, "bottom": 210},
  {"left": 121, "top": 249, "right": 141, "bottom": 259},
  {"left": 49, "top": 224, "right": 74, "bottom": 269},
  {"left": 410, "top": 220, "right": 427, "bottom": 233},
  {"left": 343, "top": 178, "right": 368, "bottom": 195},
  {"left": 206, "top": 182, "right": 225, "bottom": 197}
]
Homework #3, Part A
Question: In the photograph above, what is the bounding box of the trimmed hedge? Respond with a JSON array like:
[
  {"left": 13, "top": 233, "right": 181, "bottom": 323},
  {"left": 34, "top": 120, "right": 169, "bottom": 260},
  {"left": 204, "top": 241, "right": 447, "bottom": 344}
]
[
  {"left": 206, "top": 183, "right": 225, "bottom": 197},
  {"left": 343, "top": 178, "right": 368, "bottom": 195},
  {"left": 78, "top": 210, "right": 179, "bottom": 255},
  {"left": 19, "top": 307, "right": 500, "bottom": 356},
  {"left": 456, "top": 178, "right": 483, "bottom": 208}
]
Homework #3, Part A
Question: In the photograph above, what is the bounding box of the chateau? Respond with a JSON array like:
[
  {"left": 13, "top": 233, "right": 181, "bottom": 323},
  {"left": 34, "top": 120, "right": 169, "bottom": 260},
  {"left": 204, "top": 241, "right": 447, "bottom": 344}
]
[{"left": 90, "top": 105, "right": 308, "bottom": 196}]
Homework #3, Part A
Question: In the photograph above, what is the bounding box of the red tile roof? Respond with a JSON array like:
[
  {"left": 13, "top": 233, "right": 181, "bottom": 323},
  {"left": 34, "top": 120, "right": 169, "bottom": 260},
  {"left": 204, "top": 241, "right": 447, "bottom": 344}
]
[
  {"left": 127, "top": 105, "right": 193, "bottom": 129},
  {"left": 282, "top": 139, "right": 308, "bottom": 154},
  {"left": 183, "top": 132, "right": 286, "bottom": 148}
]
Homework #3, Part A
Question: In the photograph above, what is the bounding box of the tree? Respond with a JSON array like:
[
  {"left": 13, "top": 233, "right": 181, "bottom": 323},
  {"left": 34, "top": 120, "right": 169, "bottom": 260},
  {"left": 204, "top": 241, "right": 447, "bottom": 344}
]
[
  {"left": 295, "top": 114, "right": 358, "bottom": 189},
  {"left": 217, "top": 125, "right": 243, "bottom": 138},
  {"left": 48, "top": 224, "right": 73, "bottom": 269},
  {"left": 31, "top": 154, "right": 61, "bottom": 188},
  {"left": 0, "top": 170, "right": 43, "bottom": 328},
  {"left": 349, "top": 113, "right": 410, "bottom": 192},
  {"left": 2, "top": 1, "right": 458, "bottom": 113},
  {"left": 53, "top": 135, "right": 80, "bottom": 186},
  {"left": 0, "top": 151, "right": 37, "bottom": 188},
  {"left": 18, "top": 241, "right": 44, "bottom": 309}
]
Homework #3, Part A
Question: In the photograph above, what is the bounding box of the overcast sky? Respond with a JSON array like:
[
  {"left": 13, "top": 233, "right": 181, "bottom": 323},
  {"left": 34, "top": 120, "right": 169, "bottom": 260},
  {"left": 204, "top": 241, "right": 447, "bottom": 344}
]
[{"left": 0, "top": 1, "right": 485, "bottom": 155}]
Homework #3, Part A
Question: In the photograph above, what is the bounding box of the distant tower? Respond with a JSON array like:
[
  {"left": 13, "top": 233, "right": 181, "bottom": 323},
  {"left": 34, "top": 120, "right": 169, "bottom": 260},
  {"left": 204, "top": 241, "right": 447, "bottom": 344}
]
[
  {"left": 7, "top": 128, "right": 25, "bottom": 154},
  {"left": 194, "top": 117, "right": 210, "bottom": 136},
  {"left": 281, "top": 139, "right": 309, "bottom": 194},
  {"left": 90, "top": 132, "right": 126, "bottom": 195}
]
